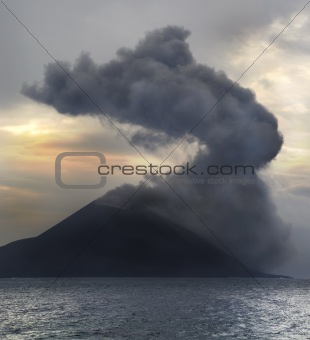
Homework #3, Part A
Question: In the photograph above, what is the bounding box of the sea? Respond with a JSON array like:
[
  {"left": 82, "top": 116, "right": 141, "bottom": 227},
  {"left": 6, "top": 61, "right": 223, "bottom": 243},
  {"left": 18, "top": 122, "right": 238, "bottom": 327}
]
[{"left": 0, "top": 278, "right": 309, "bottom": 339}]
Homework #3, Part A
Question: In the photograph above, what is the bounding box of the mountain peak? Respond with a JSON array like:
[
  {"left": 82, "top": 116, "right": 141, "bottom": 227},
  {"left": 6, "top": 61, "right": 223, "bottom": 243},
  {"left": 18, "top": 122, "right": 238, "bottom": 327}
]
[{"left": 0, "top": 202, "right": 286, "bottom": 278}]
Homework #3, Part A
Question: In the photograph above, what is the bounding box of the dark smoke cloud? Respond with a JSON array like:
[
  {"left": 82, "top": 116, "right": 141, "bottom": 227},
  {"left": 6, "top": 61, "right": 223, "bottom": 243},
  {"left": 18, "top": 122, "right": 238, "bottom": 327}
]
[
  {"left": 23, "top": 26, "right": 282, "bottom": 167},
  {"left": 23, "top": 26, "right": 292, "bottom": 270}
]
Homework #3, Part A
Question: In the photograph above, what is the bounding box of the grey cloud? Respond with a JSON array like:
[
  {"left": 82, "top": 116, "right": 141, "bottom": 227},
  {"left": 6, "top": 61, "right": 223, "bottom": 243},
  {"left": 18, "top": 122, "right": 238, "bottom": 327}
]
[
  {"left": 23, "top": 26, "right": 282, "bottom": 168},
  {"left": 288, "top": 186, "right": 310, "bottom": 198},
  {"left": 97, "top": 154, "right": 292, "bottom": 271},
  {"left": 24, "top": 26, "right": 291, "bottom": 271},
  {"left": 1, "top": 0, "right": 304, "bottom": 109},
  {"left": 276, "top": 37, "right": 310, "bottom": 55}
]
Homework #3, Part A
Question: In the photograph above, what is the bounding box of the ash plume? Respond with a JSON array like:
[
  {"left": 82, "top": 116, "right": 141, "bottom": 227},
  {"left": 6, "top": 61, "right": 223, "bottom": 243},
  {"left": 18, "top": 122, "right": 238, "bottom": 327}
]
[{"left": 23, "top": 26, "right": 292, "bottom": 270}]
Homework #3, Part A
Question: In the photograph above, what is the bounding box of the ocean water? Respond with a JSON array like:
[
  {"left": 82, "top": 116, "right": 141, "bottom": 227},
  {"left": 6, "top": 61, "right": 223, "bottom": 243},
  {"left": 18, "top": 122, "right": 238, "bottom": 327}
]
[{"left": 0, "top": 278, "right": 309, "bottom": 339}]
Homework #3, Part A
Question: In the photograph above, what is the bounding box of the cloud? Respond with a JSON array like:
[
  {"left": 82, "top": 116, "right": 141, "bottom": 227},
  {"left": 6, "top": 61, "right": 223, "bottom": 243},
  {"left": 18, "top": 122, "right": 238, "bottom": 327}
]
[
  {"left": 23, "top": 26, "right": 292, "bottom": 271},
  {"left": 23, "top": 26, "right": 283, "bottom": 168}
]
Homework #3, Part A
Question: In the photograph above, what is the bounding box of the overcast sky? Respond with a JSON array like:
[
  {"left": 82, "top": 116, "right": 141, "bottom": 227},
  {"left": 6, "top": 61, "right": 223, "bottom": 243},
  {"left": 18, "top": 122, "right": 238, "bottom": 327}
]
[{"left": 1, "top": 0, "right": 310, "bottom": 277}]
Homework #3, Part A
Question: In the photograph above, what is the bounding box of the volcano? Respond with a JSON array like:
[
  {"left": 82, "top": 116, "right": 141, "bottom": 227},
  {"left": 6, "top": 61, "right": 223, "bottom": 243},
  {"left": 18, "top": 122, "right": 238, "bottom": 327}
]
[{"left": 0, "top": 202, "right": 286, "bottom": 278}]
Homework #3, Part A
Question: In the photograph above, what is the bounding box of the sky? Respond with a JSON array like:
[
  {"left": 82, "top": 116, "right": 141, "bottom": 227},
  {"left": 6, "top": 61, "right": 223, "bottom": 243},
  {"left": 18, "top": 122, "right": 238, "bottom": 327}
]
[{"left": 1, "top": 0, "right": 310, "bottom": 277}]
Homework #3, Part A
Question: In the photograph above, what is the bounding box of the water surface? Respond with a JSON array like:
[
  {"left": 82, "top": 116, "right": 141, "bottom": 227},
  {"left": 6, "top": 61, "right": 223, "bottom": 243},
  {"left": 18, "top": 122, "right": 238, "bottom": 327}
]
[{"left": 0, "top": 278, "right": 309, "bottom": 339}]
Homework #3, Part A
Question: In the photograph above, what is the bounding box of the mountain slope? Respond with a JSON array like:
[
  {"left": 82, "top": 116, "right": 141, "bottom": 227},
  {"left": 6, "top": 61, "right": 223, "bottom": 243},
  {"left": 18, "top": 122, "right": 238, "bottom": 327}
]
[{"left": 0, "top": 202, "right": 284, "bottom": 277}]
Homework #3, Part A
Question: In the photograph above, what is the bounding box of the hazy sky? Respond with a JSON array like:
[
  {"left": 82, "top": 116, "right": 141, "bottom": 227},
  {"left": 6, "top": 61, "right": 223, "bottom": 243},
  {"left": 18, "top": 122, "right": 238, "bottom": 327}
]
[{"left": 1, "top": 0, "right": 310, "bottom": 277}]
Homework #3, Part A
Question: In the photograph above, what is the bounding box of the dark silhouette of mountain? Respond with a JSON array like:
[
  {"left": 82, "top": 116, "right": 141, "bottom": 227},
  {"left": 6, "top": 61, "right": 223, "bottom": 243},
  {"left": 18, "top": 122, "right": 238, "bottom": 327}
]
[{"left": 0, "top": 202, "right": 287, "bottom": 278}]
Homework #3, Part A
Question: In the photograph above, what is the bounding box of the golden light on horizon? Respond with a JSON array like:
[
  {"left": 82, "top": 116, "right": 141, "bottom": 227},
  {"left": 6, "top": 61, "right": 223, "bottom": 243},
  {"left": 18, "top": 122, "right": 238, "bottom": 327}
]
[{"left": 1, "top": 122, "right": 53, "bottom": 136}]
